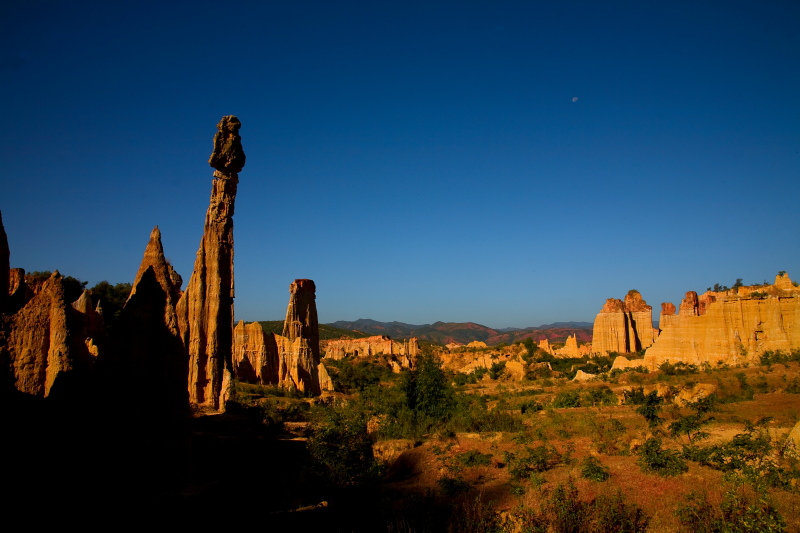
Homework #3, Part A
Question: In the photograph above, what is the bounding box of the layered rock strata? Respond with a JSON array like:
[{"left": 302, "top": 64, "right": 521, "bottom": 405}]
[
  {"left": 177, "top": 115, "right": 244, "bottom": 410},
  {"left": 323, "top": 335, "right": 419, "bottom": 369},
  {"left": 645, "top": 295, "right": 800, "bottom": 368},
  {"left": 592, "top": 290, "right": 657, "bottom": 356},
  {"left": 233, "top": 320, "right": 279, "bottom": 384}
]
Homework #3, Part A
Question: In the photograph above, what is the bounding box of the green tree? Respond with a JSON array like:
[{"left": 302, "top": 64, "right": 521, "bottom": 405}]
[
  {"left": 401, "top": 353, "right": 456, "bottom": 420},
  {"left": 89, "top": 280, "right": 132, "bottom": 326}
]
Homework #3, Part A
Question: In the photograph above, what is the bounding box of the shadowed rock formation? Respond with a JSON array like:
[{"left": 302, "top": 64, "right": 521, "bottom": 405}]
[
  {"left": 178, "top": 115, "right": 244, "bottom": 410},
  {"left": 233, "top": 320, "right": 279, "bottom": 384},
  {"left": 592, "top": 290, "right": 657, "bottom": 356}
]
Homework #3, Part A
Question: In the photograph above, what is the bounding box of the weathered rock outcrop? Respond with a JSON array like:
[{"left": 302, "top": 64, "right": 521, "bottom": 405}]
[
  {"left": 323, "top": 335, "right": 419, "bottom": 369},
  {"left": 3, "top": 272, "right": 89, "bottom": 396},
  {"left": 554, "top": 334, "right": 591, "bottom": 358},
  {"left": 659, "top": 302, "right": 678, "bottom": 330},
  {"left": 592, "top": 290, "right": 657, "bottom": 356},
  {"left": 233, "top": 320, "right": 279, "bottom": 384},
  {"left": 644, "top": 274, "right": 800, "bottom": 368},
  {"left": 177, "top": 116, "right": 244, "bottom": 410},
  {"left": 645, "top": 296, "right": 800, "bottom": 368}
]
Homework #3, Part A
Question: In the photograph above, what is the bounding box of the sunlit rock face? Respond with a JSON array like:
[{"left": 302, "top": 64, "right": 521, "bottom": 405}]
[
  {"left": 644, "top": 274, "right": 800, "bottom": 368},
  {"left": 322, "top": 335, "right": 419, "bottom": 371},
  {"left": 232, "top": 280, "right": 333, "bottom": 394},
  {"left": 279, "top": 279, "right": 322, "bottom": 394},
  {"left": 178, "top": 115, "right": 244, "bottom": 410},
  {"left": 592, "top": 290, "right": 656, "bottom": 356},
  {"left": 1, "top": 271, "right": 102, "bottom": 397},
  {"left": 233, "top": 320, "right": 279, "bottom": 384}
]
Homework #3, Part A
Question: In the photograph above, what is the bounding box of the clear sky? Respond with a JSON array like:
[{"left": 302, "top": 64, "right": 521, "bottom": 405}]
[{"left": 2, "top": 1, "right": 798, "bottom": 328}]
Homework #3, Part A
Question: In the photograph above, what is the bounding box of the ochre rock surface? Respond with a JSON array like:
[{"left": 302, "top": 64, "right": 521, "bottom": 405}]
[
  {"left": 553, "top": 334, "right": 591, "bottom": 358},
  {"left": 279, "top": 280, "right": 322, "bottom": 394},
  {"left": 3, "top": 272, "right": 84, "bottom": 396},
  {"left": 233, "top": 320, "right": 279, "bottom": 384},
  {"left": 177, "top": 116, "right": 244, "bottom": 410},
  {"left": 232, "top": 279, "right": 332, "bottom": 394},
  {"left": 322, "top": 335, "right": 419, "bottom": 370},
  {"left": 592, "top": 290, "right": 656, "bottom": 356},
  {"left": 131, "top": 227, "right": 182, "bottom": 305},
  {"left": 644, "top": 296, "right": 800, "bottom": 368}
]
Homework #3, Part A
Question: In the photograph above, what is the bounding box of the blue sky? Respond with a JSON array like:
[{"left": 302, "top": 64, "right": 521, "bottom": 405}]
[{"left": 2, "top": 1, "right": 798, "bottom": 328}]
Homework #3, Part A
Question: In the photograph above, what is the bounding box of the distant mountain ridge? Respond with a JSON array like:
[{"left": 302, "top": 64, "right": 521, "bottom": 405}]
[{"left": 327, "top": 319, "right": 593, "bottom": 346}]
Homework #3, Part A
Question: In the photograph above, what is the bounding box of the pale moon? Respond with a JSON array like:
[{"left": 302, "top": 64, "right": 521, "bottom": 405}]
[{"left": 572, "top": 97, "right": 579, "bottom": 102}]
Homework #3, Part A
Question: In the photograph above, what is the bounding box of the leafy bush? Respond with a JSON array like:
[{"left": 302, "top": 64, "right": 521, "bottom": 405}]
[
  {"left": 488, "top": 361, "right": 506, "bottom": 380},
  {"left": 325, "top": 358, "right": 394, "bottom": 393},
  {"left": 401, "top": 354, "right": 457, "bottom": 420},
  {"left": 669, "top": 394, "right": 716, "bottom": 447},
  {"left": 307, "top": 405, "right": 382, "bottom": 488},
  {"left": 760, "top": 349, "right": 800, "bottom": 366},
  {"left": 701, "top": 417, "right": 799, "bottom": 489},
  {"left": 520, "top": 399, "right": 544, "bottom": 414},
  {"left": 676, "top": 484, "right": 787, "bottom": 533},
  {"left": 584, "top": 386, "right": 618, "bottom": 406},
  {"left": 637, "top": 437, "right": 688, "bottom": 477},
  {"left": 552, "top": 390, "right": 582, "bottom": 408},
  {"left": 437, "top": 475, "right": 471, "bottom": 496},
  {"left": 659, "top": 361, "right": 700, "bottom": 376},
  {"left": 512, "top": 479, "right": 649, "bottom": 533},
  {"left": 457, "top": 450, "right": 493, "bottom": 467},
  {"left": 505, "top": 444, "right": 561, "bottom": 479},
  {"left": 581, "top": 456, "right": 610, "bottom": 482}
]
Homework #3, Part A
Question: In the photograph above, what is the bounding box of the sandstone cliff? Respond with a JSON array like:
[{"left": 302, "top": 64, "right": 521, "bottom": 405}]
[
  {"left": 592, "top": 290, "right": 657, "bottom": 356},
  {"left": 644, "top": 295, "right": 800, "bottom": 368},
  {"left": 177, "top": 115, "right": 244, "bottom": 410},
  {"left": 324, "top": 335, "right": 419, "bottom": 358}
]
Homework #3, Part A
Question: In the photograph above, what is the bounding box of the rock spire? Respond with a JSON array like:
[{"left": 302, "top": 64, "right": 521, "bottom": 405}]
[
  {"left": 177, "top": 116, "right": 245, "bottom": 410},
  {"left": 279, "top": 279, "right": 322, "bottom": 394}
]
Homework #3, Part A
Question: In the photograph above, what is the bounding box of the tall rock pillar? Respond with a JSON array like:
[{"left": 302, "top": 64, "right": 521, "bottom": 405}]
[
  {"left": 178, "top": 116, "right": 245, "bottom": 410},
  {"left": 279, "top": 279, "right": 322, "bottom": 394}
]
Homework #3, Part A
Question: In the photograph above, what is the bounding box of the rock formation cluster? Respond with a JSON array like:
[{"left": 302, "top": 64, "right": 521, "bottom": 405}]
[
  {"left": 608, "top": 274, "right": 800, "bottom": 370},
  {"left": 643, "top": 274, "right": 800, "bottom": 368},
  {"left": 233, "top": 279, "right": 334, "bottom": 394},
  {"left": 324, "top": 335, "right": 419, "bottom": 371},
  {"left": 591, "top": 290, "right": 657, "bottom": 356},
  {"left": 537, "top": 334, "right": 591, "bottom": 358}
]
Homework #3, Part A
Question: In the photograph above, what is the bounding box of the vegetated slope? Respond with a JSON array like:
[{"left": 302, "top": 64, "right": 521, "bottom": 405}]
[
  {"left": 328, "top": 319, "right": 593, "bottom": 345},
  {"left": 256, "top": 320, "right": 370, "bottom": 341}
]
